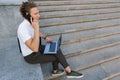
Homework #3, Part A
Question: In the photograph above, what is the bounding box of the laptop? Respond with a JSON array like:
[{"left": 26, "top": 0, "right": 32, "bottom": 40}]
[{"left": 44, "top": 34, "right": 62, "bottom": 54}]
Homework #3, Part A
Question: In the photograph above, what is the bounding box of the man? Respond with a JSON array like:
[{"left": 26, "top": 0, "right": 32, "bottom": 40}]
[{"left": 17, "top": 1, "right": 83, "bottom": 78}]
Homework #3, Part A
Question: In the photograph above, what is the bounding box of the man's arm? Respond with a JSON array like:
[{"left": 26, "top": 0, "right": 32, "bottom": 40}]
[
  {"left": 25, "top": 19, "right": 40, "bottom": 52},
  {"left": 39, "top": 32, "right": 47, "bottom": 39},
  {"left": 25, "top": 28, "right": 39, "bottom": 52},
  {"left": 39, "top": 32, "right": 53, "bottom": 42}
]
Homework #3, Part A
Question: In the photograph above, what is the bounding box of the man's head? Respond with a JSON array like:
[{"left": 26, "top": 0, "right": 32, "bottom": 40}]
[{"left": 20, "top": 1, "right": 40, "bottom": 21}]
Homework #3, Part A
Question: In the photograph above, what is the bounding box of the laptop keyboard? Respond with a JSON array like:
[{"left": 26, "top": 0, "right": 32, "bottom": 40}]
[{"left": 49, "top": 42, "right": 56, "bottom": 52}]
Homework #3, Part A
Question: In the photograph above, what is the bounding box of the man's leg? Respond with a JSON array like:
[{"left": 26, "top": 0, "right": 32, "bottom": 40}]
[
  {"left": 54, "top": 49, "right": 69, "bottom": 69},
  {"left": 39, "top": 45, "right": 69, "bottom": 69},
  {"left": 39, "top": 45, "right": 59, "bottom": 70},
  {"left": 24, "top": 52, "right": 59, "bottom": 70},
  {"left": 24, "top": 44, "right": 69, "bottom": 69},
  {"left": 39, "top": 45, "right": 69, "bottom": 70}
]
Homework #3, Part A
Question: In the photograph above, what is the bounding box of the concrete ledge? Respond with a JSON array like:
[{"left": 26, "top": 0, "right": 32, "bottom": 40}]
[
  {"left": 0, "top": 0, "right": 27, "bottom": 6},
  {"left": 0, "top": 38, "right": 44, "bottom": 80},
  {"left": 0, "top": 0, "right": 120, "bottom": 6}
]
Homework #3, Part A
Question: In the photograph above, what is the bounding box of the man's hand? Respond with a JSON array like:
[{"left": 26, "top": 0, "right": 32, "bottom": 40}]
[
  {"left": 45, "top": 37, "right": 53, "bottom": 43},
  {"left": 31, "top": 17, "right": 39, "bottom": 30}
]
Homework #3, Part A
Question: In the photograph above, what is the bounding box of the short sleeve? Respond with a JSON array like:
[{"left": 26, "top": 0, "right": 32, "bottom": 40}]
[{"left": 18, "top": 26, "right": 32, "bottom": 43}]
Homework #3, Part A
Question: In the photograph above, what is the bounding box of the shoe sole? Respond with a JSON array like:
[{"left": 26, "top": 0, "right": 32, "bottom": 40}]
[{"left": 67, "top": 75, "right": 84, "bottom": 78}]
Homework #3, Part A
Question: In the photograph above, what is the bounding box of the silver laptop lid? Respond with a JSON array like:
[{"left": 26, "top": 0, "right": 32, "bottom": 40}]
[{"left": 57, "top": 34, "right": 62, "bottom": 50}]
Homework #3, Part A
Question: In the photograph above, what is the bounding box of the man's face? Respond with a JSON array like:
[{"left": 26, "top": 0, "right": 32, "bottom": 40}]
[{"left": 30, "top": 7, "right": 40, "bottom": 21}]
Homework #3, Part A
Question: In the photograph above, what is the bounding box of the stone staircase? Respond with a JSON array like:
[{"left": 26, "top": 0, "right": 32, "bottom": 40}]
[
  {"left": 0, "top": 0, "right": 120, "bottom": 80},
  {"left": 103, "top": 72, "right": 120, "bottom": 80},
  {"left": 34, "top": 0, "right": 120, "bottom": 80}
]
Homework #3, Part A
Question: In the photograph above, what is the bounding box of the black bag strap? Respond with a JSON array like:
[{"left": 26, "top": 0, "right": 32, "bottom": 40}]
[
  {"left": 17, "top": 37, "right": 22, "bottom": 53},
  {"left": 17, "top": 37, "right": 42, "bottom": 54}
]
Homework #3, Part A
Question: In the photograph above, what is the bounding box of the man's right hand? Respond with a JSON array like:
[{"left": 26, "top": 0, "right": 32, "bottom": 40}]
[{"left": 30, "top": 17, "right": 39, "bottom": 30}]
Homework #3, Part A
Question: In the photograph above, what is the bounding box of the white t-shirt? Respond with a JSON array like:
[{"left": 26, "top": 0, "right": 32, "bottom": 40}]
[{"left": 17, "top": 19, "right": 34, "bottom": 56}]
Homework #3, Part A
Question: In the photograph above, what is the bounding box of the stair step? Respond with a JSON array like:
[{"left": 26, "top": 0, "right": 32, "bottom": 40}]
[
  {"left": 39, "top": 3, "right": 120, "bottom": 12},
  {"left": 40, "top": 32, "right": 119, "bottom": 79},
  {"left": 40, "top": 13, "right": 120, "bottom": 27},
  {"left": 69, "top": 0, "right": 120, "bottom": 1},
  {"left": 103, "top": 72, "right": 120, "bottom": 80},
  {"left": 35, "top": 1, "right": 120, "bottom": 6},
  {"left": 76, "top": 57, "right": 120, "bottom": 80},
  {"left": 110, "top": 76, "right": 120, "bottom": 80},
  {"left": 66, "top": 45, "right": 120, "bottom": 71},
  {"left": 44, "top": 47, "right": 120, "bottom": 80},
  {"left": 101, "top": 58, "right": 120, "bottom": 77},
  {"left": 40, "top": 8, "right": 120, "bottom": 19},
  {"left": 49, "top": 25, "right": 120, "bottom": 43},
  {"left": 41, "top": 19, "right": 120, "bottom": 36},
  {"left": 63, "top": 31, "right": 120, "bottom": 45},
  {"left": 62, "top": 34, "right": 120, "bottom": 55},
  {"left": 1, "top": 0, "right": 120, "bottom": 6}
]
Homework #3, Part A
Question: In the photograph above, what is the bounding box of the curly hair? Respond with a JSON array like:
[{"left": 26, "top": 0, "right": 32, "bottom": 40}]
[{"left": 20, "top": 1, "right": 37, "bottom": 19}]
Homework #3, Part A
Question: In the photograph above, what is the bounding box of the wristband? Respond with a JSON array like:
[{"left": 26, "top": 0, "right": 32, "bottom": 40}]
[{"left": 44, "top": 35, "right": 47, "bottom": 40}]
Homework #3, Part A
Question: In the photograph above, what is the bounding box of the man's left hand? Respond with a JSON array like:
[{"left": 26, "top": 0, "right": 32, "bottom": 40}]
[{"left": 45, "top": 37, "right": 53, "bottom": 43}]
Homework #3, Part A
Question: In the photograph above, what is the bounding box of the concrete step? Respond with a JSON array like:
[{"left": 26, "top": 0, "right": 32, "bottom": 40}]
[
  {"left": 100, "top": 59, "right": 120, "bottom": 79},
  {"left": 40, "top": 13, "right": 120, "bottom": 27},
  {"left": 0, "top": 37, "right": 17, "bottom": 50},
  {"left": 40, "top": 28, "right": 120, "bottom": 79},
  {"left": 0, "top": 5, "right": 22, "bottom": 38},
  {"left": 43, "top": 44, "right": 120, "bottom": 80},
  {"left": 0, "top": 37, "right": 44, "bottom": 80},
  {"left": 67, "top": 0, "right": 120, "bottom": 1},
  {"left": 52, "top": 55, "right": 120, "bottom": 80},
  {"left": 75, "top": 57, "right": 120, "bottom": 80},
  {"left": 103, "top": 72, "right": 120, "bottom": 80},
  {"left": 67, "top": 45, "right": 120, "bottom": 71},
  {"left": 39, "top": 3, "right": 120, "bottom": 12},
  {"left": 40, "top": 8, "right": 120, "bottom": 19},
  {"left": 63, "top": 31, "right": 120, "bottom": 45},
  {"left": 48, "top": 25, "right": 120, "bottom": 43},
  {"left": 59, "top": 56, "right": 120, "bottom": 80},
  {"left": 41, "top": 19, "right": 120, "bottom": 36},
  {"left": 35, "top": 1, "right": 120, "bottom": 6},
  {"left": 35, "top": 0, "right": 120, "bottom": 1},
  {"left": 1, "top": 0, "right": 120, "bottom": 6},
  {"left": 111, "top": 77, "right": 120, "bottom": 80},
  {"left": 62, "top": 34, "right": 120, "bottom": 55},
  {"left": 4, "top": 25, "right": 120, "bottom": 51}
]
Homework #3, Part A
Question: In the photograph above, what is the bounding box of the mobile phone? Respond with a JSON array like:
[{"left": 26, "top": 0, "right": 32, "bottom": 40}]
[{"left": 26, "top": 14, "right": 33, "bottom": 23}]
